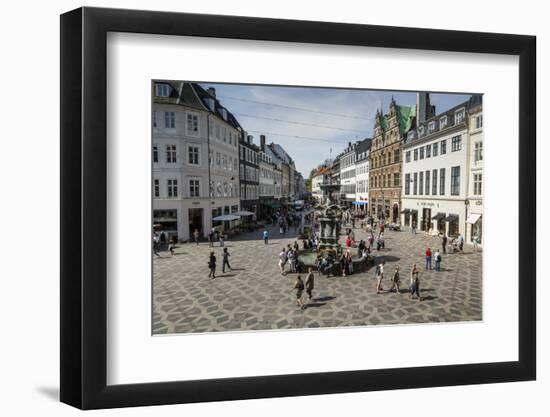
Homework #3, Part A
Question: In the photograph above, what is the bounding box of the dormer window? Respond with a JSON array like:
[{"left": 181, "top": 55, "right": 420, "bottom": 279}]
[
  {"left": 221, "top": 108, "right": 228, "bottom": 121},
  {"left": 155, "top": 83, "right": 171, "bottom": 97},
  {"left": 418, "top": 126, "right": 425, "bottom": 136},
  {"left": 428, "top": 121, "right": 437, "bottom": 132},
  {"left": 454, "top": 109, "right": 465, "bottom": 124},
  {"left": 440, "top": 116, "right": 448, "bottom": 129}
]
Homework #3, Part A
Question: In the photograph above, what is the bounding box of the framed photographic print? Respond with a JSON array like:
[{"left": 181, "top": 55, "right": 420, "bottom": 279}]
[{"left": 60, "top": 6, "right": 536, "bottom": 410}]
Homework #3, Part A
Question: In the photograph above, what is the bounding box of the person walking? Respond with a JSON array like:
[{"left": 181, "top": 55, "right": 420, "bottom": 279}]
[
  {"left": 279, "top": 248, "right": 288, "bottom": 275},
  {"left": 379, "top": 232, "right": 385, "bottom": 249},
  {"left": 293, "top": 276, "right": 305, "bottom": 309},
  {"left": 442, "top": 234, "right": 447, "bottom": 254},
  {"left": 410, "top": 271, "right": 421, "bottom": 300},
  {"left": 425, "top": 247, "right": 432, "bottom": 270},
  {"left": 434, "top": 249, "right": 442, "bottom": 272},
  {"left": 305, "top": 268, "right": 315, "bottom": 303},
  {"left": 410, "top": 264, "right": 420, "bottom": 299},
  {"left": 411, "top": 220, "right": 417, "bottom": 235},
  {"left": 221, "top": 247, "right": 231, "bottom": 273},
  {"left": 375, "top": 261, "right": 385, "bottom": 294},
  {"left": 389, "top": 266, "right": 401, "bottom": 293},
  {"left": 473, "top": 234, "right": 480, "bottom": 252},
  {"left": 339, "top": 251, "right": 346, "bottom": 277},
  {"left": 168, "top": 237, "right": 175, "bottom": 256},
  {"left": 345, "top": 249, "right": 354, "bottom": 275},
  {"left": 208, "top": 252, "right": 217, "bottom": 279},
  {"left": 458, "top": 233, "right": 464, "bottom": 252},
  {"left": 219, "top": 233, "right": 225, "bottom": 247},
  {"left": 193, "top": 229, "right": 200, "bottom": 245},
  {"left": 263, "top": 229, "right": 269, "bottom": 245},
  {"left": 288, "top": 249, "right": 296, "bottom": 273},
  {"left": 208, "top": 229, "right": 214, "bottom": 247}
]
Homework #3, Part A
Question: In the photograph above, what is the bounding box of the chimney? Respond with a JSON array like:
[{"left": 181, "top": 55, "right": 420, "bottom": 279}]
[
  {"left": 260, "top": 135, "right": 266, "bottom": 151},
  {"left": 207, "top": 87, "right": 216, "bottom": 98},
  {"left": 247, "top": 135, "right": 254, "bottom": 145}
]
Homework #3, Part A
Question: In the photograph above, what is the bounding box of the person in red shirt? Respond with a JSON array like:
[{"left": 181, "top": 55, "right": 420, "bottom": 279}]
[{"left": 425, "top": 247, "right": 432, "bottom": 270}]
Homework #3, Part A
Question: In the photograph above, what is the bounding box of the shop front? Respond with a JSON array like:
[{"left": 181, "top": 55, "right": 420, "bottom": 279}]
[
  {"left": 431, "top": 212, "right": 446, "bottom": 235},
  {"left": 467, "top": 213, "right": 482, "bottom": 244}
]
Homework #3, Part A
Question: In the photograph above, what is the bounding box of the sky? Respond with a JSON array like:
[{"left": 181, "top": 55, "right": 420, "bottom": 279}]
[{"left": 200, "top": 82, "right": 472, "bottom": 177}]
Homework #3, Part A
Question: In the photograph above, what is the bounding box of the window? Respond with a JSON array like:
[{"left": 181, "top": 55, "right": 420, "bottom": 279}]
[
  {"left": 425, "top": 170, "right": 430, "bottom": 196},
  {"left": 167, "top": 179, "right": 178, "bottom": 197},
  {"left": 222, "top": 127, "right": 227, "bottom": 143},
  {"left": 455, "top": 110, "right": 465, "bottom": 124},
  {"left": 425, "top": 144, "right": 431, "bottom": 158},
  {"left": 166, "top": 145, "right": 176, "bottom": 163},
  {"left": 153, "top": 145, "right": 158, "bottom": 163},
  {"left": 440, "top": 139, "right": 447, "bottom": 155},
  {"left": 432, "top": 142, "right": 439, "bottom": 157},
  {"left": 474, "top": 173, "right": 482, "bottom": 195},
  {"left": 474, "top": 142, "right": 483, "bottom": 162},
  {"left": 215, "top": 125, "right": 221, "bottom": 140},
  {"left": 419, "top": 146, "right": 424, "bottom": 160},
  {"left": 413, "top": 172, "right": 418, "bottom": 195},
  {"left": 156, "top": 84, "right": 170, "bottom": 97},
  {"left": 393, "top": 172, "right": 400, "bottom": 186},
  {"left": 413, "top": 149, "right": 418, "bottom": 161},
  {"left": 189, "top": 179, "right": 200, "bottom": 197},
  {"left": 164, "top": 111, "right": 176, "bottom": 129},
  {"left": 419, "top": 171, "right": 424, "bottom": 195},
  {"left": 451, "top": 135, "right": 462, "bottom": 152},
  {"left": 394, "top": 149, "right": 399, "bottom": 163},
  {"left": 440, "top": 168, "right": 446, "bottom": 195},
  {"left": 188, "top": 146, "right": 199, "bottom": 165},
  {"left": 405, "top": 151, "right": 411, "bottom": 163},
  {"left": 476, "top": 115, "right": 483, "bottom": 129},
  {"left": 186, "top": 113, "right": 199, "bottom": 135},
  {"left": 451, "top": 166, "right": 460, "bottom": 195},
  {"left": 153, "top": 179, "right": 159, "bottom": 197},
  {"left": 222, "top": 154, "right": 227, "bottom": 169},
  {"left": 152, "top": 111, "right": 157, "bottom": 128},
  {"left": 432, "top": 169, "right": 437, "bottom": 195},
  {"left": 440, "top": 116, "right": 448, "bottom": 129},
  {"left": 215, "top": 152, "right": 221, "bottom": 167},
  {"left": 233, "top": 158, "right": 238, "bottom": 171},
  {"left": 404, "top": 173, "right": 411, "bottom": 195}
]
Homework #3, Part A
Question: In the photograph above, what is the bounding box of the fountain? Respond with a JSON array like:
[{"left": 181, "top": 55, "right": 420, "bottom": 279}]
[{"left": 297, "top": 180, "right": 372, "bottom": 274}]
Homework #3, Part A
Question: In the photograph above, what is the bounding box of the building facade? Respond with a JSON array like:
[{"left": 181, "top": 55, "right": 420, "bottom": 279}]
[
  {"left": 369, "top": 97, "right": 416, "bottom": 222},
  {"left": 340, "top": 142, "right": 358, "bottom": 208},
  {"left": 239, "top": 135, "right": 260, "bottom": 217},
  {"left": 466, "top": 96, "right": 483, "bottom": 245},
  {"left": 400, "top": 96, "right": 481, "bottom": 238},
  {"left": 152, "top": 82, "right": 241, "bottom": 241},
  {"left": 355, "top": 138, "right": 372, "bottom": 214}
]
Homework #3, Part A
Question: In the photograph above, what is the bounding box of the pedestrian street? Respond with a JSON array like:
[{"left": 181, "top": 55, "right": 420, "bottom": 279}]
[{"left": 153, "top": 224, "right": 482, "bottom": 334}]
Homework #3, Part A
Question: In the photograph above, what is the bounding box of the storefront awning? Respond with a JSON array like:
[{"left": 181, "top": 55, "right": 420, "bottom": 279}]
[
  {"left": 444, "top": 214, "right": 459, "bottom": 222},
  {"left": 431, "top": 212, "right": 446, "bottom": 221},
  {"left": 352, "top": 201, "right": 368, "bottom": 205},
  {"left": 400, "top": 209, "right": 410, "bottom": 214},
  {"left": 466, "top": 213, "right": 482, "bottom": 224}
]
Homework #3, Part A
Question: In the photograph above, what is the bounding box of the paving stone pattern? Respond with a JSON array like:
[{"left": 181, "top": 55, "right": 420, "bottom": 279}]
[{"left": 153, "top": 224, "right": 482, "bottom": 334}]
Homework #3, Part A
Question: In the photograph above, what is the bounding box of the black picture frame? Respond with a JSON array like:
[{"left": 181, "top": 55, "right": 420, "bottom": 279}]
[{"left": 60, "top": 6, "right": 536, "bottom": 410}]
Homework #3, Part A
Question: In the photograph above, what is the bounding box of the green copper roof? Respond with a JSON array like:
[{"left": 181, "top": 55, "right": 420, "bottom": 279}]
[{"left": 397, "top": 104, "right": 416, "bottom": 134}]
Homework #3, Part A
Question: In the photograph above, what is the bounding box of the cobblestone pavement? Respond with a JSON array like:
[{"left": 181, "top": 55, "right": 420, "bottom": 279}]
[{"left": 153, "top": 224, "right": 482, "bottom": 334}]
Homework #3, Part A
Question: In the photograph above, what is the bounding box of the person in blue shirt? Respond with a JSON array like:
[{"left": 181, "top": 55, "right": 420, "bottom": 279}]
[{"left": 263, "top": 229, "right": 269, "bottom": 245}]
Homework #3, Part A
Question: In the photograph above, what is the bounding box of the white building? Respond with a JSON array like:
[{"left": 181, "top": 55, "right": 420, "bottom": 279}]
[
  {"left": 466, "top": 96, "right": 483, "bottom": 246},
  {"left": 401, "top": 96, "right": 481, "bottom": 238},
  {"left": 152, "top": 82, "right": 241, "bottom": 241},
  {"left": 354, "top": 138, "right": 372, "bottom": 214},
  {"left": 340, "top": 142, "right": 358, "bottom": 207},
  {"left": 311, "top": 173, "right": 325, "bottom": 203}
]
